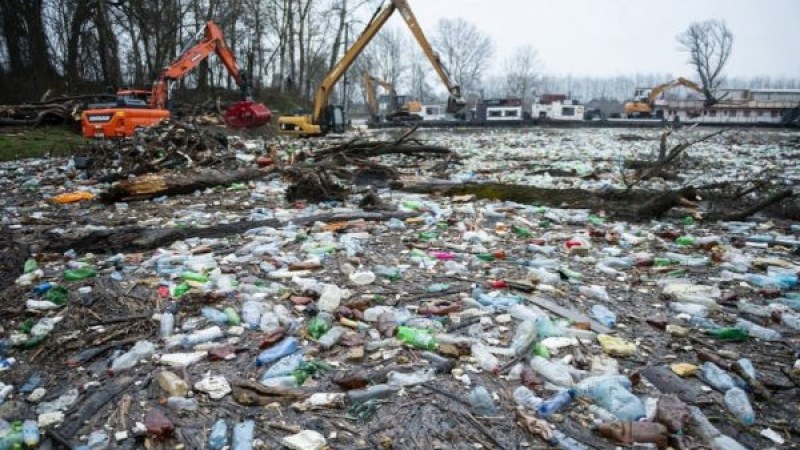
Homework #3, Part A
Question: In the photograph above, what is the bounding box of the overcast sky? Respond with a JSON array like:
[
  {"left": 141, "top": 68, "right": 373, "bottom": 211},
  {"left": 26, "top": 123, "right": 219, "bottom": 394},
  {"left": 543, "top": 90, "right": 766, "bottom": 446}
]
[{"left": 389, "top": 0, "right": 800, "bottom": 78}]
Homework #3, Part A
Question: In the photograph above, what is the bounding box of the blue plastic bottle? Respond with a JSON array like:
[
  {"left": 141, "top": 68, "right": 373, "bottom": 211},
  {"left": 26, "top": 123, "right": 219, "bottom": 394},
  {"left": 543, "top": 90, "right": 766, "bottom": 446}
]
[
  {"left": 201, "top": 307, "right": 230, "bottom": 326},
  {"left": 208, "top": 419, "right": 228, "bottom": 450},
  {"left": 536, "top": 389, "right": 575, "bottom": 417},
  {"left": 21, "top": 420, "right": 39, "bottom": 447},
  {"left": 231, "top": 420, "right": 254, "bottom": 450},
  {"left": 590, "top": 305, "right": 616, "bottom": 328},
  {"left": 255, "top": 337, "right": 300, "bottom": 367}
]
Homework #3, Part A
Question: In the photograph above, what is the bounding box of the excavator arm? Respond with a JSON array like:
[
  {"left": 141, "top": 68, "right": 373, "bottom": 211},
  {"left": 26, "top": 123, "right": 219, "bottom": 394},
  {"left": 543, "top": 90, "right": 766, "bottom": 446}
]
[
  {"left": 363, "top": 72, "right": 379, "bottom": 119},
  {"left": 392, "top": 0, "right": 464, "bottom": 113},
  {"left": 151, "top": 21, "right": 249, "bottom": 109}
]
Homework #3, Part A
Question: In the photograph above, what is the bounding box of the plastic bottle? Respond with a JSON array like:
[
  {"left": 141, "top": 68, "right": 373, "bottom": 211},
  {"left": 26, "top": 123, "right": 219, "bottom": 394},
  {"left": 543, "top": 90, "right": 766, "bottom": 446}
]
[
  {"left": 181, "top": 326, "right": 224, "bottom": 348},
  {"left": 701, "top": 362, "right": 735, "bottom": 392},
  {"left": 166, "top": 397, "right": 198, "bottom": 411},
  {"left": 231, "top": 420, "right": 254, "bottom": 450},
  {"left": 208, "top": 419, "right": 229, "bottom": 450},
  {"left": 396, "top": 326, "right": 437, "bottom": 350},
  {"left": 736, "top": 300, "right": 773, "bottom": 317},
  {"left": 509, "top": 304, "right": 547, "bottom": 323},
  {"left": 63, "top": 268, "right": 97, "bottom": 281},
  {"left": 307, "top": 314, "right": 332, "bottom": 340},
  {"left": 259, "top": 311, "right": 281, "bottom": 334},
  {"left": 317, "top": 326, "right": 346, "bottom": 350},
  {"left": 160, "top": 312, "right": 175, "bottom": 338},
  {"left": 318, "top": 284, "right": 345, "bottom": 312},
  {"left": 157, "top": 371, "right": 189, "bottom": 397},
  {"left": 346, "top": 384, "right": 400, "bottom": 404},
  {"left": 529, "top": 356, "right": 574, "bottom": 387},
  {"left": 510, "top": 321, "right": 536, "bottom": 355},
  {"left": 261, "top": 352, "right": 304, "bottom": 381},
  {"left": 468, "top": 386, "right": 497, "bottom": 416},
  {"left": 255, "top": 337, "right": 299, "bottom": 367},
  {"left": 669, "top": 302, "right": 708, "bottom": 317},
  {"left": 536, "top": 389, "right": 574, "bottom": 417},
  {"left": 512, "top": 386, "right": 543, "bottom": 411},
  {"left": 553, "top": 430, "right": 588, "bottom": 450},
  {"left": 202, "top": 307, "right": 229, "bottom": 326},
  {"left": 579, "top": 285, "right": 610, "bottom": 301},
  {"left": 471, "top": 344, "right": 501, "bottom": 373},
  {"left": 706, "top": 327, "right": 748, "bottom": 342},
  {"left": 21, "top": 420, "right": 39, "bottom": 447},
  {"left": 590, "top": 305, "right": 616, "bottom": 327},
  {"left": 387, "top": 368, "right": 436, "bottom": 386},
  {"left": 734, "top": 319, "right": 781, "bottom": 341},
  {"left": 110, "top": 340, "right": 155, "bottom": 371},
  {"left": 575, "top": 377, "right": 642, "bottom": 421},
  {"left": 223, "top": 307, "right": 241, "bottom": 325},
  {"left": 86, "top": 430, "right": 110, "bottom": 449},
  {"left": 724, "top": 388, "right": 755, "bottom": 425},
  {"left": 781, "top": 312, "right": 800, "bottom": 330},
  {"left": 241, "top": 300, "right": 263, "bottom": 329}
]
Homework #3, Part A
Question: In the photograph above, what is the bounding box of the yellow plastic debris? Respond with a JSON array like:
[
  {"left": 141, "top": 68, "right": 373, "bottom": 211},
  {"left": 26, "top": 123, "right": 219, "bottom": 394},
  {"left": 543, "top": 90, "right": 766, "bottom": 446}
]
[
  {"left": 51, "top": 191, "right": 95, "bottom": 204},
  {"left": 670, "top": 363, "right": 699, "bottom": 377},
  {"left": 597, "top": 334, "right": 637, "bottom": 357}
]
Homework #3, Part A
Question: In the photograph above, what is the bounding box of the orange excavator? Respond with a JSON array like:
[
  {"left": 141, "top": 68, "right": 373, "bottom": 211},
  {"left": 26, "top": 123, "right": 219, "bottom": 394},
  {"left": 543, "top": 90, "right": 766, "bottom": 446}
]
[
  {"left": 81, "top": 21, "right": 271, "bottom": 138},
  {"left": 624, "top": 77, "right": 704, "bottom": 118},
  {"left": 363, "top": 72, "right": 422, "bottom": 122}
]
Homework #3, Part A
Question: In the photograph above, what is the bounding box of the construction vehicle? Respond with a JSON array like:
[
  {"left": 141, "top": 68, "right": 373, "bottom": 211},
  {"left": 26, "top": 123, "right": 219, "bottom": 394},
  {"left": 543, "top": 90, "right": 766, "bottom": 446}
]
[
  {"left": 624, "top": 77, "right": 704, "bottom": 118},
  {"left": 363, "top": 72, "right": 422, "bottom": 122},
  {"left": 278, "top": 0, "right": 464, "bottom": 136},
  {"left": 81, "top": 21, "right": 271, "bottom": 138}
]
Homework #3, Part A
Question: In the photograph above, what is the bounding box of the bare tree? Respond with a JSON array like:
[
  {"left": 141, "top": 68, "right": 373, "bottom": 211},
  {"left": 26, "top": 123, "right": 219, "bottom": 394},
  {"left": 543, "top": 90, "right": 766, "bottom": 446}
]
[
  {"left": 432, "top": 18, "right": 493, "bottom": 95},
  {"left": 677, "top": 19, "right": 733, "bottom": 104},
  {"left": 503, "top": 44, "right": 541, "bottom": 105}
]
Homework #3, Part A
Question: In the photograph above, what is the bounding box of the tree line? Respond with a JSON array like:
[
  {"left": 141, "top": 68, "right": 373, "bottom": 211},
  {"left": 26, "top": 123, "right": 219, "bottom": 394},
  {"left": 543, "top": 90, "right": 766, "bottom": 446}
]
[{"left": 0, "top": 2, "right": 796, "bottom": 108}]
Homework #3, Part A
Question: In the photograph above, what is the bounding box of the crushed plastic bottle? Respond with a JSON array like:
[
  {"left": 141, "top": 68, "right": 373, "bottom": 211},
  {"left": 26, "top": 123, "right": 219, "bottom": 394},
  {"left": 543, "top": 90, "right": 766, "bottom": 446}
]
[
  {"left": 256, "top": 337, "right": 300, "bottom": 367},
  {"left": 110, "top": 340, "right": 155, "bottom": 372},
  {"left": 723, "top": 387, "right": 755, "bottom": 425},
  {"left": 208, "top": 419, "right": 228, "bottom": 450},
  {"left": 231, "top": 420, "right": 254, "bottom": 450},
  {"left": 468, "top": 386, "right": 497, "bottom": 415}
]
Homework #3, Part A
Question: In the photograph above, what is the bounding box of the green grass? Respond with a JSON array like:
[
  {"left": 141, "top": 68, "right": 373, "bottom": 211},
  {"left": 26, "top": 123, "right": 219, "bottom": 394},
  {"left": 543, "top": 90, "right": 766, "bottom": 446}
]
[{"left": 0, "top": 127, "right": 87, "bottom": 161}]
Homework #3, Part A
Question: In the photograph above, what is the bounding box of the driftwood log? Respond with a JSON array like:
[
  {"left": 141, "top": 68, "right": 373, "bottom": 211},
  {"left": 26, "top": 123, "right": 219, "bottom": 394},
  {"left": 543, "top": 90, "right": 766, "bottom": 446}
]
[{"left": 43, "top": 211, "right": 416, "bottom": 254}]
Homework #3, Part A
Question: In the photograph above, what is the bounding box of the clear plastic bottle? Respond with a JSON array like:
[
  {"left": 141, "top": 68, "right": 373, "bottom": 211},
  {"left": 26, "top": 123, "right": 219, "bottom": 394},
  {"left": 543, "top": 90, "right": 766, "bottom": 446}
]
[
  {"left": 86, "top": 430, "right": 110, "bottom": 450},
  {"left": 181, "top": 326, "right": 223, "bottom": 348},
  {"left": 669, "top": 302, "right": 708, "bottom": 317},
  {"left": 471, "top": 344, "right": 501, "bottom": 373},
  {"left": 346, "top": 384, "right": 400, "bottom": 404},
  {"left": 575, "top": 377, "right": 643, "bottom": 421},
  {"left": 208, "top": 419, "right": 228, "bottom": 450},
  {"left": 782, "top": 312, "right": 800, "bottom": 331},
  {"left": 529, "top": 356, "right": 574, "bottom": 387},
  {"left": 512, "top": 386, "right": 543, "bottom": 411},
  {"left": 241, "top": 300, "right": 263, "bottom": 329},
  {"left": 468, "top": 386, "right": 497, "bottom": 416},
  {"left": 736, "top": 300, "right": 773, "bottom": 318},
  {"left": 22, "top": 419, "right": 39, "bottom": 447},
  {"left": 202, "top": 307, "right": 230, "bottom": 326},
  {"left": 166, "top": 397, "right": 198, "bottom": 411},
  {"left": 590, "top": 305, "right": 616, "bottom": 327},
  {"left": 553, "top": 430, "right": 588, "bottom": 450},
  {"left": 511, "top": 321, "right": 536, "bottom": 355},
  {"left": 160, "top": 312, "right": 175, "bottom": 338},
  {"left": 735, "top": 318, "right": 781, "bottom": 341},
  {"left": 259, "top": 311, "right": 281, "bottom": 334},
  {"left": 579, "top": 285, "right": 610, "bottom": 302},
  {"left": 231, "top": 420, "right": 254, "bottom": 450},
  {"left": 701, "top": 362, "right": 735, "bottom": 391},
  {"left": 110, "top": 340, "right": 155, "bottom": 371},
  {"left": 260, "top": 352, "right": 304, "bottom": 381},
  {"left": 723, "top": 387, "right": 754, "bottom": 425},
  {"left": 317, "top": 326, "right": 346, "bottom": 350}
]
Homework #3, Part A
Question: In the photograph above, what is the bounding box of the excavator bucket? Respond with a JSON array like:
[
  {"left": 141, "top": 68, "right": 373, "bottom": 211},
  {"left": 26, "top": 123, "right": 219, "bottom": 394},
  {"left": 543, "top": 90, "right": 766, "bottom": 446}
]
[
  {"left": 446, "top": 96, "right": 466, "bottom": 114},
  {"left": 224, "top": 101, "right": 272, "bottom": 129}
]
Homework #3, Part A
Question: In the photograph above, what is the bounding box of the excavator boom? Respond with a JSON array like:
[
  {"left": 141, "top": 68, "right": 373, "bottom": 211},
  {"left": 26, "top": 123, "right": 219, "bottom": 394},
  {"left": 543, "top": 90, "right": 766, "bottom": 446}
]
[{"left": 624, "top": 77, "right": 705, "bottom": 118}]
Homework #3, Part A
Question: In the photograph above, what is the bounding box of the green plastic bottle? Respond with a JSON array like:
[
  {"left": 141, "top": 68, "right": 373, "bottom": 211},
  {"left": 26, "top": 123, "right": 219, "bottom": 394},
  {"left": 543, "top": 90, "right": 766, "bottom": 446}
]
[
  {"left": 307, "top": 316, "right": 331, "bottom": 340},
  {"left": 675, "top": 236, "right": 695, "bottom": 246},
  {"left": 588, "top": 215, "right": 605, "bottom": 226},
  {"left": 476, "top": 253, "right": 495, "bottom": 262},
  {"left": 23, "top": 259, "right": 38, "bottom": 274},
  {"left": 653, "top": 257, "right": 674, "bottom": 267},
  {"left": 396, "top": 326, "right": 437, "bottom": 350},
  {"left": 682, "top": 216, "right": 695, "bottom": 226},
  {"left": 558, "top": 267, "right": 583, "bottom": 280},
  {"left": 706, "top": 327, "right": 749, "bottom": 342},
  {"left": 223, "top": 307, "right": 241, "bottom": 326},
  {"left": 172, "top": 283, "right": 190, "bottom": 298},
  {"left": 418, "top": 231, "right": 438, "bottom": 241},
  {"left": 513, "top": 226, "right": 532, "bottom": 238},
  {"left": 63, "top": 268, "right": 97, "bottom": 281},
  {"left": 45, "top": 285, "right": 69, "bottom": 306},
  {"left": 426, "top": 283, "right": 450, "bottom": 293},
  {"left": 181, "top": 271, "right": 208, "bottom": 283},
  {"left": 533, "top": 342, "right": 551, "bottom": 358},
  {"left": 402, "top": 200, "right": 422, "bottom": 211}
]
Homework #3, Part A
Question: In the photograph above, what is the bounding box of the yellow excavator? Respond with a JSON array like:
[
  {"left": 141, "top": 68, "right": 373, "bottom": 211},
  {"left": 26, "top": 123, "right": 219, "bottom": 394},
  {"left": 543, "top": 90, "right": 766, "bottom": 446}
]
[
  {"left": 363, "top": 72, "right": 422, "bottom": 122},
  {"left": 624, "top": 77, "right": 704, "bottom": 118},
  {"left": 278, "top": 0, "right": 464, "bottom": 136}
]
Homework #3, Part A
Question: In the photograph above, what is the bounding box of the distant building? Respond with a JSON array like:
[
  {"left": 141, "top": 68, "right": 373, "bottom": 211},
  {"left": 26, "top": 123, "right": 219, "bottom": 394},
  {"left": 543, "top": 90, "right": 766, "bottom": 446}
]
[{"left": 665, "top": 89, "right": 800, "bottom": 124}]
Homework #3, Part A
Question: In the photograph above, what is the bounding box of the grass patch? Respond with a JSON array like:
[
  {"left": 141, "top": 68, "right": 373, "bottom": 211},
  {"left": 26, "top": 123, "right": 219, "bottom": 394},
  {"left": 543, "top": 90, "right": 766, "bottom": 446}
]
[{"left": 0, "top": 127, "right": 88, "bottom": 161}]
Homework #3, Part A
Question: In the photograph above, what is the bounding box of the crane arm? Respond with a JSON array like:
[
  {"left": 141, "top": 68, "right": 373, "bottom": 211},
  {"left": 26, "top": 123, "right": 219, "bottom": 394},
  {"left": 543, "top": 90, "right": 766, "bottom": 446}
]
[
  {"left": 151, "top": 21, "right": 249, "bottom": 109},
  {"left": 647, "top": 77, "right": 704, "bottom": 103},
  {"left": 392, "top": 0, "right": 463, "bottom": 112},
  {"left": 311, "top": 4, "right": 396, "bottom": 123}
]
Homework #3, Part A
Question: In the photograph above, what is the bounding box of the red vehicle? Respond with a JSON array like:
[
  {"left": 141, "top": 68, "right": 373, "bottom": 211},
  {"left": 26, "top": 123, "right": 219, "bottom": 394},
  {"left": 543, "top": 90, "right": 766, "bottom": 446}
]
[{"left": 82, "top": 21, "right": 271, "bottom": 138}]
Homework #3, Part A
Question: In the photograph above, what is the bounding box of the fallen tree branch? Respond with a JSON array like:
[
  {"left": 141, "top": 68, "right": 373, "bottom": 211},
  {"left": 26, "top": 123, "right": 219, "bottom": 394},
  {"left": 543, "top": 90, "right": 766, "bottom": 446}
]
[{"left": 705, "top": 189, "right": 794, "bottom": 221}]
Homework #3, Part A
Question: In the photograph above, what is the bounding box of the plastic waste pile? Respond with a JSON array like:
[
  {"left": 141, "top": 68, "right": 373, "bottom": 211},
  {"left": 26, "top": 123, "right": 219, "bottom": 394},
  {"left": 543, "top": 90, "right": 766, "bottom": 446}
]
[{"left": 1, "top": 128, "right": 799, "bottom": 449}]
